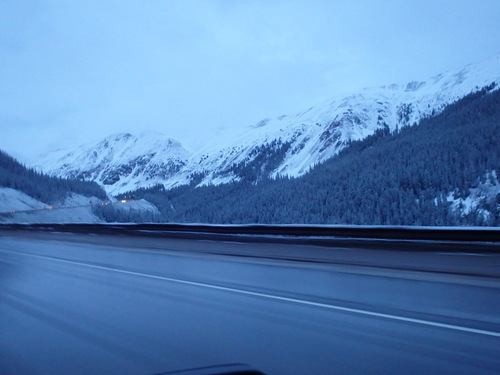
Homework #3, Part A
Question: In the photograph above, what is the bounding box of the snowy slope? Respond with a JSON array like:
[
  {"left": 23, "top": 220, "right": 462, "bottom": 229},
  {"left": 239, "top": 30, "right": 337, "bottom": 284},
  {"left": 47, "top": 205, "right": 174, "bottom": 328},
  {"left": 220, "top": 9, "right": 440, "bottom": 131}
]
[
  {"left": 0, "top": 188, "right": 102, "bottom": 223},
  {"left": 111, "top": 199, "right": 161, "bottom": 216},
  {"left": 178, "top": 53, "right": 500, "bottom": 185},
  {"left": 33, "top": 54, "right": 500, "bottom": 194},
  {"left": 0, "top": 188, "right": 161, "bottom": 223},
  {"left": 33, "top": 131, "right": 190, "bottom": 195},
  {"left": 0, "top": 187, "right": 48, "bottom": 212}
]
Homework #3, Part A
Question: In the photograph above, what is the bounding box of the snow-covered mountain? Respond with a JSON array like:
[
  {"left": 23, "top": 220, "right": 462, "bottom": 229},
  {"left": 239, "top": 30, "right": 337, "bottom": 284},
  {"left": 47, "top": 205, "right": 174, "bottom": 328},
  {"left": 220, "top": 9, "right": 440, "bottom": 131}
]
[
  {"left": 34, "top": 131, "right": 190, "bottom": 194},
  {"left": 33, "top": 54, "right": 500, "bottom": 195}
]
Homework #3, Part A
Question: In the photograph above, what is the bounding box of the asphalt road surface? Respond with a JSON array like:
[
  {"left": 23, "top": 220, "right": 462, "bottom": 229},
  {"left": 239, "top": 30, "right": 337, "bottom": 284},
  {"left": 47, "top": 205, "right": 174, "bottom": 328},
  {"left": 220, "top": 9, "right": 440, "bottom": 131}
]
[{"left": 1, "top": 231, "right": 499, "bottom": 374}]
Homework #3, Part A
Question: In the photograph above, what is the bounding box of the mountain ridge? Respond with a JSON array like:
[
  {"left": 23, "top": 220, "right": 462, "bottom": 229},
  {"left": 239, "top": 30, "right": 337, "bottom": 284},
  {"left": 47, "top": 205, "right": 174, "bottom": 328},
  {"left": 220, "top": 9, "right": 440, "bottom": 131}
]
[
  {"left": 32, "top": 53, "right": 500, "bottom": 195},
  {"left": 125, "top": 86, "right": 500, "bottom": 226}
]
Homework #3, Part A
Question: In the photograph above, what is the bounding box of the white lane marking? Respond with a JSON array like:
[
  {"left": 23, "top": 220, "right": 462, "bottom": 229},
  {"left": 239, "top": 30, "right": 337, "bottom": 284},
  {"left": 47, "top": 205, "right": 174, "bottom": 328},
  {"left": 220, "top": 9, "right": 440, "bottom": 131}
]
[
  {"left": 437, "top": 252, "right": 490, "bottom": 257},
  {"left": 6, "top": 249, "right": 500, "bottom": 338}
]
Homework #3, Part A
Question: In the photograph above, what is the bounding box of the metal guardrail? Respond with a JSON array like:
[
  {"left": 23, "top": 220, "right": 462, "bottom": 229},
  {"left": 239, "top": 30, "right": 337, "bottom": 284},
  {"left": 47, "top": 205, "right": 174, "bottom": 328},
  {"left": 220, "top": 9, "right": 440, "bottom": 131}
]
[{"left": 0, "top": 223, "right": 499, "bottom": 244}]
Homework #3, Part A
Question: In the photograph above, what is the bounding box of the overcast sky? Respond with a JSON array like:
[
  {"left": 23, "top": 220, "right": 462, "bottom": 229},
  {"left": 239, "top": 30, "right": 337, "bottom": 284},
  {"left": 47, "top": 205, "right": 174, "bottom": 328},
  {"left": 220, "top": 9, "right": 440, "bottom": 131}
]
[{"left": 1, "top": 0, "right": 500, "bottom": 159}]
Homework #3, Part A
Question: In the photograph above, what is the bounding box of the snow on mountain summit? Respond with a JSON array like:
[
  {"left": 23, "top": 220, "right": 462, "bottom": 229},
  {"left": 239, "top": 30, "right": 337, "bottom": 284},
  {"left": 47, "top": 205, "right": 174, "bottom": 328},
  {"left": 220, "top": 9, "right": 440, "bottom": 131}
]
[
  {"left": 172, "top": 53, "right": 500, "bottom": 185},
  {"left": 34, "top": 131, "right": 190, "bottom": 195},
  {"left": 33, "top": 54, "right": 500, "bottom": 194}
]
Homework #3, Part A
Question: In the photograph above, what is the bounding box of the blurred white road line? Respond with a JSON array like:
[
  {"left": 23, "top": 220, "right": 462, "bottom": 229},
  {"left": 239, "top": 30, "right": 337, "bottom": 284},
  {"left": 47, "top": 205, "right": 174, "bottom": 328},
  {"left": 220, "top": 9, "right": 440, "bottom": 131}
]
[{"left": 7, "top": 249, "right": 500, "bottom": 338}]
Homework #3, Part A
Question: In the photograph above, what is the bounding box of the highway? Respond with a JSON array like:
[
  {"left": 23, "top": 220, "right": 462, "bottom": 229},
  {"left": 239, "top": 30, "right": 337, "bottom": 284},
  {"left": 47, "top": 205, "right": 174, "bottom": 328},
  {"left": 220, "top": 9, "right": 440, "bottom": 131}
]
[{"left": 1, "top": 230, "right": 499, "bottom": 374}]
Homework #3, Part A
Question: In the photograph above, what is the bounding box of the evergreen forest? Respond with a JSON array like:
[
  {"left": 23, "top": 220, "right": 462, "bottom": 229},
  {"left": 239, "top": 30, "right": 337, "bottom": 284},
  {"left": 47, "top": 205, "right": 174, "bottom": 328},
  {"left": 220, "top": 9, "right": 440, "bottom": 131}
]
[
  {"left": 0, "top": 150, "right": 107, "bottom": 204},
  {"left": 119, "top": 85, "right": 500, "bottom": 226}
]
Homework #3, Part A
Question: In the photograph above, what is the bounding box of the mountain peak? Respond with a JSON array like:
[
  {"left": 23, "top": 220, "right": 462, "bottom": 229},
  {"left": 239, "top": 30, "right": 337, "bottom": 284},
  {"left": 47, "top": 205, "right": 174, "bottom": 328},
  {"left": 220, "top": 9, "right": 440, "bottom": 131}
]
[
  {"left": 32, "top": 54, "right": 500, "bottom": 194},
  {"left": 33, "top": 130, "right": 191, "bottom": 194}
]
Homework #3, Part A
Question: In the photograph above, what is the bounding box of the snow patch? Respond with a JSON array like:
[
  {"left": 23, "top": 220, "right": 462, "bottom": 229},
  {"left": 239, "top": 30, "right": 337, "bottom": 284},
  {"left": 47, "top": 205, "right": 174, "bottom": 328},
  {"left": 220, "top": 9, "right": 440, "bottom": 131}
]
[
  {"left": 112, "top": 199, "right": 160, "bottom": 215},
  {"left": 447, "top": 171, "right": 500, "bottom": 221}
]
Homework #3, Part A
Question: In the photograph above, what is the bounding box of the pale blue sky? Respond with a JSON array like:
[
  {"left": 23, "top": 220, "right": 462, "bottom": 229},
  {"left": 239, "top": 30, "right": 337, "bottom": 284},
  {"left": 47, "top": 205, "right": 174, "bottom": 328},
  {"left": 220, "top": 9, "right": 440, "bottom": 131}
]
[{"left": 1, "top": 0, "right": 500, "bottom": 159}]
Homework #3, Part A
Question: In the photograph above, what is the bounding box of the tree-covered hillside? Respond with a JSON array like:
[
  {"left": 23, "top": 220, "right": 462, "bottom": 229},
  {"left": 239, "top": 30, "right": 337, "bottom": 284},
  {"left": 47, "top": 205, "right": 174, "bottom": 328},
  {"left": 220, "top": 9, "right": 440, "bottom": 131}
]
[
  {"left": 0, "top": 150, "right": 107, "bottom": 204},
  {"left": 121, "top": 85, "right": 500, "bottom": 226}
]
